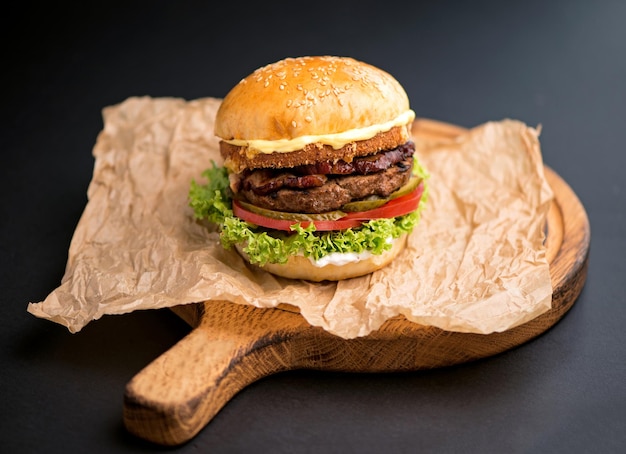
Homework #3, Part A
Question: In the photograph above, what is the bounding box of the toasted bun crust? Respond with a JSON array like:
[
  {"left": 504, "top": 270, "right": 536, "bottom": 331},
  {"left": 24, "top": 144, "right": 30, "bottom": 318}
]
[
  {"left": 220, "top": 125, "right": 410, "bottom": 172},
  {"left": 215, "top": 56, "right": 411, "bottom": 142},
  {"left": 236, "top": 234, "right": 408, "bottom": 282}
]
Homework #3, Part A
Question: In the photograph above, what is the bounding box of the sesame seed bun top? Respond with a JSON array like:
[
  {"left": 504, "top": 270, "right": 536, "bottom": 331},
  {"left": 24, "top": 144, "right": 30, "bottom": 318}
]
[{"left": 214, "top": 56, "right": 412, "bottom": 142}]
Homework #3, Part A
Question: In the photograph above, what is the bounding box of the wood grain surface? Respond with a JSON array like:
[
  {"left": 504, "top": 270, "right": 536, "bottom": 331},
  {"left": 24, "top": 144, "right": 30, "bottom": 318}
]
[{"left": 123, "top": 119, "right": 590, "bottom": 446}]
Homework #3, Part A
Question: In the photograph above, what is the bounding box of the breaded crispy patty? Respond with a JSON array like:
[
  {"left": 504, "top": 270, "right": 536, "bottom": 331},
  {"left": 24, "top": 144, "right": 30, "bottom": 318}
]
[{"left": 220, "top": 126, "right": 410, "bottom": 173}]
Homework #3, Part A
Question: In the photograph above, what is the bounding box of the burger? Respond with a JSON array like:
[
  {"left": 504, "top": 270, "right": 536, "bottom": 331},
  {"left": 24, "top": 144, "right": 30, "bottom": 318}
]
[{"left": 189, "top": 56, "right": 428, "bottom": 281}]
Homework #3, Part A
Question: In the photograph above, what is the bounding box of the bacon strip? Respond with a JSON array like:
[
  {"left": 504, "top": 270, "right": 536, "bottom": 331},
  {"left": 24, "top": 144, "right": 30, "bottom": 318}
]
[
  {"left": 240, "top": 142, "right": 415, "bottom": 196},
  {"left": 296, "top": 142, "right": 415, "bottom": 175},
  {"left": 241, "top": 170, "right": 327, "bottom": 195}
]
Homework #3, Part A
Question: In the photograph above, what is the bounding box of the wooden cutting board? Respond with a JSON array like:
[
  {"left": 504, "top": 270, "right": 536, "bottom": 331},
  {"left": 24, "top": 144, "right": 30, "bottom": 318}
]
[{"left": 123, "top": 119, "right": 590, "bottom": 446}]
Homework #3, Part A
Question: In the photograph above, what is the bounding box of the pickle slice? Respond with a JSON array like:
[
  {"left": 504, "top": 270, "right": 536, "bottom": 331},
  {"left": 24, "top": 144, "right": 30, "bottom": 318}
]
[
  {"left": 236, "top": 200, "right": 347, "bottom": 221},
  {"left": 340, "top": 197, "right": 387, "bottom": 212},
  {"left": 341, "top": 176, "right": 423, "bottom": 212},
  {"left": 390, "top": 176, "right": 422, "bottom": 199}
]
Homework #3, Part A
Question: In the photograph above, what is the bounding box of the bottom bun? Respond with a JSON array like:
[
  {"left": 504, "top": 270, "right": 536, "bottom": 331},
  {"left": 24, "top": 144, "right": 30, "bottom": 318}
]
[{"left": 236, "top": 234, "right": 408, "bottom": 282}]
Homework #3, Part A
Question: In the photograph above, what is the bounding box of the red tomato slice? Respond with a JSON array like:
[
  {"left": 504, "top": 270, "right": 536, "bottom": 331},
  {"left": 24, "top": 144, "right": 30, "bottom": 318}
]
[
  {"left": 232, "top": 182, "right": 424, "bottom": 232},
  {"left": 232, "top": 202, "right": 297, "bottom": 231}
]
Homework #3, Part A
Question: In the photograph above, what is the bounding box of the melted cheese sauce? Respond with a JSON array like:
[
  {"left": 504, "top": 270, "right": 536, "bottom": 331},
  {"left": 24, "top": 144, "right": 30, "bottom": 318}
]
[{"left": 222, "top": 109, "right": 415, "bottom": 154}]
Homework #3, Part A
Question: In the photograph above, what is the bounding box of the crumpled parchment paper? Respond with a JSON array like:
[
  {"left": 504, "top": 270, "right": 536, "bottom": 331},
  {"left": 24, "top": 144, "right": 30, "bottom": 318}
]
[{"left": 27, "top": 96, "right": 554, "bottom": 338}]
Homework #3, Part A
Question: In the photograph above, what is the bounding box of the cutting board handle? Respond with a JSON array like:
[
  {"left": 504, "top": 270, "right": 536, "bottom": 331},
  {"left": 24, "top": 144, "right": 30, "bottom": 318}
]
[{"left": 123, "top": 301, "right": 311, "bottom": 446}]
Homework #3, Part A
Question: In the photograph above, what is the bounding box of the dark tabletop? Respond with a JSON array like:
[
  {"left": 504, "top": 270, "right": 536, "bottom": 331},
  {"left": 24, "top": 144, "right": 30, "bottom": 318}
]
[{"left": 3, "top": 1, "right": 625, "bottom": 453}]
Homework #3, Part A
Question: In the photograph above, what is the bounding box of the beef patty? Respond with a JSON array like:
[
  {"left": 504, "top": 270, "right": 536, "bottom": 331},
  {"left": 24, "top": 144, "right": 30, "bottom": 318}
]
[{"left": 234, "top": 142, "right": 415, "bottom": 213}]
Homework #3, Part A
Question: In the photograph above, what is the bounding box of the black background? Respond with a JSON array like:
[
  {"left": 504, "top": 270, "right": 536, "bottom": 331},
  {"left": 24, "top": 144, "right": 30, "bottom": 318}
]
[{"left": 3, "top": 1, "right": 625, "bottom": 453}]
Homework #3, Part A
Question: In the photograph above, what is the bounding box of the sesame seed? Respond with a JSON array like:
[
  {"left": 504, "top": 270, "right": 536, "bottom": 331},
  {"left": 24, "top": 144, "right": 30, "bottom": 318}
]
[
  {"left": 305, "top": 116, "right": 312, "bottom": 122},
  {"left": 292, "top": 120, "right": 297, "bottom": 128}
]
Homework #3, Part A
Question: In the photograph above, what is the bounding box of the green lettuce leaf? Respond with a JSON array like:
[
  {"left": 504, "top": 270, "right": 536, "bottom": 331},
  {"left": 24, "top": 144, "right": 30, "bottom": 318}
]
[{"left": 189, "top": 159, "right": 429, "bottom": 266}]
